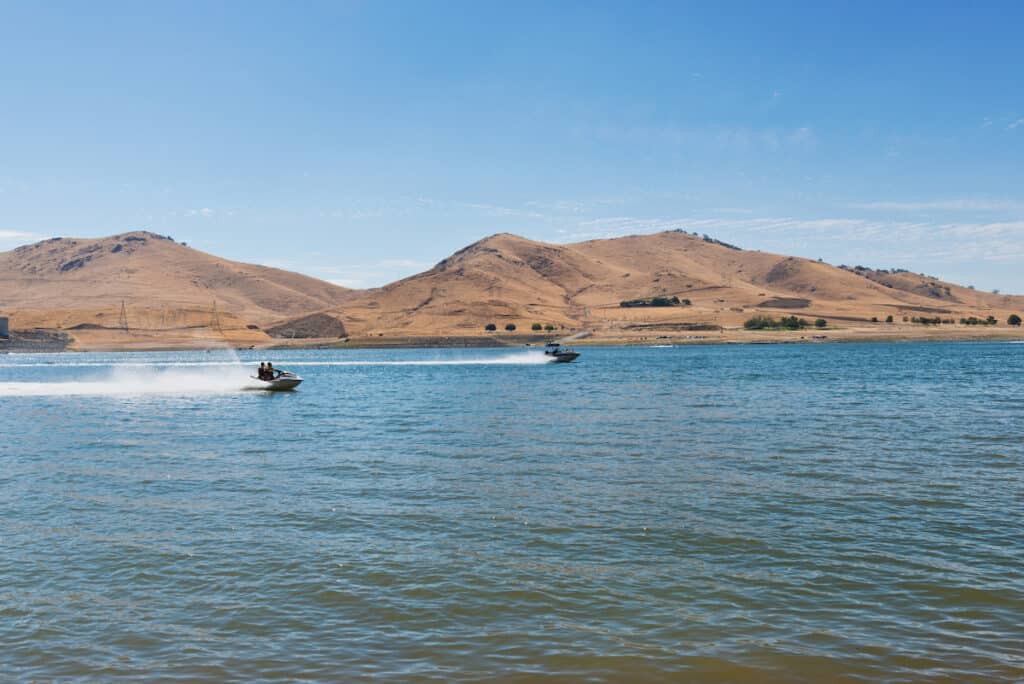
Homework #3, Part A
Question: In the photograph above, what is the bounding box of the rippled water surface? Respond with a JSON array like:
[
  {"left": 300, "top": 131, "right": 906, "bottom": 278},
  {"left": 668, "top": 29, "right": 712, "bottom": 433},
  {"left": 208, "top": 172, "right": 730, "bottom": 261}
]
[{"left": 2, "top": 343, "right": 1022, "bottom": 682}]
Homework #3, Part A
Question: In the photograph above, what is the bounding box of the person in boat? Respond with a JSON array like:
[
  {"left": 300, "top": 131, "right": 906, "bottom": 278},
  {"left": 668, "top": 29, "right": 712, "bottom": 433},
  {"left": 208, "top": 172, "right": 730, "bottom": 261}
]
[
  {"left": 266, "top": 362, "right": 276, "bottom": 380},
  {"left": 258, "top": 362, "right": 267, "bottom": 380}
]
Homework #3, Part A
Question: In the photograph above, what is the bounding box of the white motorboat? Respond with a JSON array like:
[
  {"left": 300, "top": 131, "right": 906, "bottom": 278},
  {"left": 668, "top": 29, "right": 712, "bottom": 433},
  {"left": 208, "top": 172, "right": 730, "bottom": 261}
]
[
  {"left": 249, "top": 369, "right": 303, "bottom": 391},
  {"left": 543, "top": 341, "right": 580, "bottom": 363}
]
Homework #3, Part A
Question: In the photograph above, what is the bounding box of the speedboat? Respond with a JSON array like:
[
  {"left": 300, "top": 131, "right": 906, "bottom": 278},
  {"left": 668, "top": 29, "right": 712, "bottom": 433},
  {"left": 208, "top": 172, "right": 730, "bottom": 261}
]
[
  {"left": 543, "top": 341, "right": 580, "bottom": 363},
  {"left": 249, "top": 369, "right": 303, "bottom": 391}
]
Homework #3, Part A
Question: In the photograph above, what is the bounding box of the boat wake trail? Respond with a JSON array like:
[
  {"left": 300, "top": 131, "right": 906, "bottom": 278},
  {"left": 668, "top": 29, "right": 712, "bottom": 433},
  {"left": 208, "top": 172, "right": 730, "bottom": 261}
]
[
  {"left": 0, "top": 352, "right": 555, "bottom": 370},
  {"left": 287, "top": 352, "right": 554, "bottom": 367},
  {"left": 0, "top": 366, "right": 258, "bottom": 397},
  {"left": 0, "top": 353, "right": 558, "bottom": 396}
]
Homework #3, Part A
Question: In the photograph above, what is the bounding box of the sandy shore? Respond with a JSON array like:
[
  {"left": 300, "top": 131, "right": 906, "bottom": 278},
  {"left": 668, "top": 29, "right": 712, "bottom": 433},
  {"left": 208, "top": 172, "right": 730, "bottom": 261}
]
[{"left": 4, "top": 324, "right": 1022, "bottom": 353}]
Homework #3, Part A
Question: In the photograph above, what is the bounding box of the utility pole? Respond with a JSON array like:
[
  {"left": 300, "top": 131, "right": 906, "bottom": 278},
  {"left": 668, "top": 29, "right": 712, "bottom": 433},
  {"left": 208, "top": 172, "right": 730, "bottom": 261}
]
[
  {"left": 210, "top": 299, "right": 222, "bottom": 333},
  {"left": 118, "top": 300, "right": 129, "bottom": 332}
]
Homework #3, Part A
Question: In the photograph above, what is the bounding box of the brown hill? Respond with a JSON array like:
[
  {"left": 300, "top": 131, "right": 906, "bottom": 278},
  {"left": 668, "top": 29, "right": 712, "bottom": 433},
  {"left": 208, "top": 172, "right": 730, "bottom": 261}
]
[
  {"left": 2, "top": 229, "right": 1022, "bottom": 350},
  {"left": 325, "top": 230, "right": 1024, "bottom": 341},
  {"left": 0, "top": 231, "right": 352, "bottom": 348}
]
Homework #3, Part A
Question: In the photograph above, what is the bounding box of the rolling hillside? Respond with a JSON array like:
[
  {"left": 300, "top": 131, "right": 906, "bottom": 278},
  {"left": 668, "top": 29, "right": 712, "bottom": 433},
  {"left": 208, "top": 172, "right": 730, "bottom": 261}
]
[
  {"left": 0, "top": 231, "right": 353, "bottom": 348},
  {"left": 2, "top": 229, "right": 1022, "bottom": 349},
  {"left": 326, "top": 230, "right": 1024, "bottom": 340}
]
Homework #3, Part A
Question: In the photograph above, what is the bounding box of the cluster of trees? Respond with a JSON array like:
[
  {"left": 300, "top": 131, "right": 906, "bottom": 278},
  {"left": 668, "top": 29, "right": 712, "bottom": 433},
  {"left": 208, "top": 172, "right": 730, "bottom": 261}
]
[
  {"left": 960, "top": 316, "right": 998, "bottom": 326},
  {"left": 484, "top": 322, "right": 556, "bottom": 332},
  {"left": 871, "top": 315, "right": 896, "bottom": 323},
  {"left": 619, "top": 296, "right": 691, "bottom": 308},
  {"left": 744, "top": 316, "right": 826, "bottom": 330},
  {"left": 894, "top": 314, "right": 1018, "bottom": 326}
]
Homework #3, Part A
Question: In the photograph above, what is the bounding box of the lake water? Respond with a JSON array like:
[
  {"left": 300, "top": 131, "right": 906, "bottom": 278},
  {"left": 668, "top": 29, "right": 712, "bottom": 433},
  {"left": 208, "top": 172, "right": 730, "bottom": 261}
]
[{"left": 1, "top": 343, "right": 1021, "bottom": 682}]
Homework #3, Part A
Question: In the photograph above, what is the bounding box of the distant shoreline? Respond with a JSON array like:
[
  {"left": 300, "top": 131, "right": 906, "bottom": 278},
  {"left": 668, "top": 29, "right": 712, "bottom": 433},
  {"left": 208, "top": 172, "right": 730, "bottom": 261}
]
[{"left": 3, "top": 327, "right": 1023, "bottom": 353}]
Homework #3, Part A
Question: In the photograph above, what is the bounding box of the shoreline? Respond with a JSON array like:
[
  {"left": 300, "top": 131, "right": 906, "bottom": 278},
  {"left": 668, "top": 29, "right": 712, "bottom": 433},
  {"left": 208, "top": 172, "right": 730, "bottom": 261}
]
[{"left": 3, "top": 327, "right": 1023, "bottom": 353}]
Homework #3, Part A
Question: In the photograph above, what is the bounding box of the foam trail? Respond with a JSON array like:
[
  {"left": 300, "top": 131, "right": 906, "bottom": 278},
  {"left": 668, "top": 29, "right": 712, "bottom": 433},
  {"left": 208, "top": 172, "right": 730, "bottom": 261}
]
[
  {"left": 0, "top": 351, "right": 555, "bottom": 368},
  {"left": 285, "top": 352, "right": 554, "bottom": 367},
  {"left": 0, "top": 365, "right": 259, "bottom": 397}
]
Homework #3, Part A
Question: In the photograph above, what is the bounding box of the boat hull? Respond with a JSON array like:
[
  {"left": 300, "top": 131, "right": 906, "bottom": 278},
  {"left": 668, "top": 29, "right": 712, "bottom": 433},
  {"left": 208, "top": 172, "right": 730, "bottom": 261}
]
[
  {"left": 249, "top": 376, "right": 303, "bottom": 391},
  {"left": 547, "top": 352, "right": 579, "bottom": 363}
]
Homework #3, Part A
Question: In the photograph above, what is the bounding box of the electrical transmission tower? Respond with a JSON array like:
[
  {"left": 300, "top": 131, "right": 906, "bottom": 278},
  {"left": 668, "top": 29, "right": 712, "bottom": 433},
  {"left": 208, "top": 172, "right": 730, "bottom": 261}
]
[
  {"left": 210, "top": 300, "right": 222, "bottom": 333},
  {"left": 118, "top": 300, "right": 129, "bottom": 332}
]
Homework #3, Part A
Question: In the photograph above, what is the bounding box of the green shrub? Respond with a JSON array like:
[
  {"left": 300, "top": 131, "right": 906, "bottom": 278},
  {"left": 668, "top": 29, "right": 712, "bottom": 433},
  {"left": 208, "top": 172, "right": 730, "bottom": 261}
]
[
  {"left": 620, "top": 296, "right": 683, "bottom": 308},
  {"left": 484, "top": 323, "right": 497, "bottom": 331},
  {"left": 871, "top": 316, "right": 878, "bottom": 322},
  {"left": 779, "top": 316, "right": 809, "bottom": 330},
  {"left": 505, "top": 323, "right": 516, "bottom": 331},
  {"left": 814, "top": 319, "right": 827, "bottom": 328},
  {"left": 744, "top": 315, "right": 810, "bottom": 330},
  {"left": 1009, "top": 314, "right": 1022, "bottom": 326},
  {"left": 885, "top": 315, "right": 894, "bottom": 323},
  {"left": 544, "top": 323, "right": 555, "bottom": 331},
  {"left": 531, "top": 323, "right": 542, "bottom": 331},
  {"left": 744, "top": 316, "right": 775, "bottom": 330}
]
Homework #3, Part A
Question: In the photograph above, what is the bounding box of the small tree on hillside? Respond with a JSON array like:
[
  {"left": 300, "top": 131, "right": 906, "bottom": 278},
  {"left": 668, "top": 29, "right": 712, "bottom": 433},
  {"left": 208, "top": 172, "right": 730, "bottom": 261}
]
[
  {"left": 814, "top": 319, "right": 827, "bottom": 328},
  {"left": 531, "top": 323, "right": 542, "bottom": 331},
  {"left": 885, "top": 315, "right": 894, "bottom": 323},
  {"left": 544, "top": 323, "right": 555, "bottom": 331},
  {"left": 505, "top": 323, "right": 517, "bottom": 331},
  {"left": 1008, "top": 314, "right": 1021, "bottom": 326},
  {"left": 484, "top": 323, "right": 497, "bottom": 331}
]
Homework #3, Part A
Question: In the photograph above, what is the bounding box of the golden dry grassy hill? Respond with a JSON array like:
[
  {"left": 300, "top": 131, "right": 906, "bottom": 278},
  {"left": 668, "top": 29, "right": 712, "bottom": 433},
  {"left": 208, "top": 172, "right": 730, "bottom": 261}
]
[
  {"left": 330, "top": 230, "right": 1024, "bottom": 343},
  {"left": 2, "top": 229, "right": 1023, "bottom": 350},
  {"left": 0, "top": 231, "right": 353, "bottom": 349}
]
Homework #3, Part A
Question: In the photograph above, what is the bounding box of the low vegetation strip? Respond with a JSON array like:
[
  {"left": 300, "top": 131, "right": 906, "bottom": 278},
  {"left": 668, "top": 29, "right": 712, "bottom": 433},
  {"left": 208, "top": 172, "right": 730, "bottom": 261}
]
[
  {"left": 623, "top": 322, "right": 721, "bottom": 331},
  {"left": 620, "top": 296, "right": 691, "bottom": 307},
  {"left": 744, "top": 315, "right": 826, "bottom": 330},
  {"left": 758, "top": 297, "right": 811, "bottom": 309}
]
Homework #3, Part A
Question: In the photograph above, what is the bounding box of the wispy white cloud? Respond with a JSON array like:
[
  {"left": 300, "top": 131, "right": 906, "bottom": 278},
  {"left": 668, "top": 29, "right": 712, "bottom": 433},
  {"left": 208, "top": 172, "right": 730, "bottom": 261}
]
[
  {"left": 1008, "top": 117, "right": 1024, "bottom": 130},
  {"left": 849, "top": 198, "right": 1024, "bottom": 212},
  {"left": 327, "top": 278, "right": 364, "bottom": 288},
  {"left": 311, "top": 259, "right": 435, "bottom": 289},
  {"left": 573, "top": 123, "right": 817, "bottom": 151},
  {"left": 169, "top": 208, "right": 217, "bottom": 218},
  {"left": 525, "top": 197, "right": 626, "bottom": 214},
  {"left": 0, "top": 230, "right": 40, "bottom": 247},
  {"left": 0, "top": 229, "right": 38, "bottom": 240},
  {"left": 459, "top": 202, "right": 546, "bottom": 220},
  {"left": 553, "top": 213, "right": 1024, "bottom": 269}
]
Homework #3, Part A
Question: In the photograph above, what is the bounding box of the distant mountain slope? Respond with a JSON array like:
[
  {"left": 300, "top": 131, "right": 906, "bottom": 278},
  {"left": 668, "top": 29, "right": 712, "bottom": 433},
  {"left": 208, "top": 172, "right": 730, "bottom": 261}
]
[
  {"left": 2, "top": 228, "right": 1021, "bottom": 349},
  {"left": 327, "top": 230, "right": 1023, "bottom": 337},
  {"left": 0, "top": 231, "right": 352, "bottom": 344}
]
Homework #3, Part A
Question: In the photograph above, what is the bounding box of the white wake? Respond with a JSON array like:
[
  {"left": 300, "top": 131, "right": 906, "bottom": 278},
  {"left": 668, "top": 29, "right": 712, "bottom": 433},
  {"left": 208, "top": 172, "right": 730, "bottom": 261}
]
[
  {"left": 0, "top": 351, "right": 555, "bottom": 369},
  {"left": 0, "top": 365, "right": 259, "bottom": 397},
  {"left": 0, "top": 352, "right": 556, "bottom": 396}
]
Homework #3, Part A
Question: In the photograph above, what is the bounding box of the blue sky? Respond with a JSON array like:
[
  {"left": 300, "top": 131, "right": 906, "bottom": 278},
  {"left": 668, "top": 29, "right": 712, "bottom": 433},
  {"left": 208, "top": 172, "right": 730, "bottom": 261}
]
[{"left": 2, "top": 1, "right": 1023, "bottom": 291}]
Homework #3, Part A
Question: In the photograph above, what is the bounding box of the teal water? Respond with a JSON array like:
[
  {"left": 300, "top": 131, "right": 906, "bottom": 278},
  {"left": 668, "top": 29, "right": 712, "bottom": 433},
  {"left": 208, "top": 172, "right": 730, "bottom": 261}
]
[{"left": 1, "top": 343, "right": 1021, "bottom": 682}]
